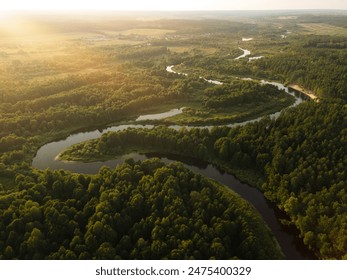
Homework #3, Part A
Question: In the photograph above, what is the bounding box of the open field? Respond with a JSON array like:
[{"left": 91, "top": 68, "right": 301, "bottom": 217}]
[
  {"left": 298, "top": 23, "right": 347, "bottom": 36},
  {"left": 118, "top": 28, "right": 177, "bottom": 36}
]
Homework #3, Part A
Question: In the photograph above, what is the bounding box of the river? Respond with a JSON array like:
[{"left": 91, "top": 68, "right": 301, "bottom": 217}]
[
  {"left": 32, "top": 65, "right": 314, "bottom": 259},
  {"left": 235, "top": 47, "right": 251, "bottom": 60}
]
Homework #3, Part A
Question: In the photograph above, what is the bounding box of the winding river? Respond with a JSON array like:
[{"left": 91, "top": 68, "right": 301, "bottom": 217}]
[{"left": 32, "top": 63, "right": 315, "bottom": 259}]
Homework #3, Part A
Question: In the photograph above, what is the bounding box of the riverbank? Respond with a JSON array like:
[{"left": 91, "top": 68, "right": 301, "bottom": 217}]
[{"left": 288, "top": 84, "right": 319, "bottom": 102}]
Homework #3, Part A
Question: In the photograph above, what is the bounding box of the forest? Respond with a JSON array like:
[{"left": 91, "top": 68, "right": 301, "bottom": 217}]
[
  {"left": 61, "top": 101, "right": 346, "bottom": 259},
  {"left": 0, "top": 11, "right": 346, "bottom": 259},
  {"left": 0, "top": 159, "right": 282, "bottom": 259}
]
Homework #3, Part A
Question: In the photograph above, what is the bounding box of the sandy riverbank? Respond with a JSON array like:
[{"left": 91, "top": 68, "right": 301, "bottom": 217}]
[{"left": 288, "top": 84, "right": 319, "bottom": 102}]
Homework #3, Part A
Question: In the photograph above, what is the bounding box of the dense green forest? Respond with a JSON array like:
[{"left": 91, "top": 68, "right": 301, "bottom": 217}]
[
  {"left": 0, "top": 11, "right": 346, "bottom": 260},
  {"left": 0, "top": 159, "right": 282, "bottom": 259},
  {"left": 62, "top": 101, "right": 347, "bottom": 259},
  {"left": 175, "top": 35, "right": 347, "bottom": 101}
]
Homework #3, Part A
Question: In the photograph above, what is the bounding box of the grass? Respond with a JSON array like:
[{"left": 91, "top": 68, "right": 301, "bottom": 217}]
[
  {"left": 169, "top": 46, "right": 219, "bottom": 55},
  {"left": 134, "top": 100, "right": 200, "bottom": 117},
  {"left": 60, "top": 144, "right": 154, "bottom": 162},
  {"left": 298, "top": 23, "right": 347, "bottom": 37},
  {"left": 118, "top": 28, "right": 176, "bottom": 36},
  {"left": 164, "top": 97, "right": 294, "bottom": 125}
]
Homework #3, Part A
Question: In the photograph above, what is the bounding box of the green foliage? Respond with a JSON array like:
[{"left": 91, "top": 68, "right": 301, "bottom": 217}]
[
  {"left": 212, "top": 102, "right": 347, "bottom": 259},
  {"left": 254, "top": 43, "right": 347, "bottom": 100},
  {"left": 65, "top": 101, "right": 347, "bottom": 259},
  {"left": 60, "top": 126, "right": 214, "bottom": 163},
  {"left": 0, "top": 160, "right": 281, "bottom": 260},
  {"left": 203, "top": 81, "right": 291, "bottom": 109},
  {"left": 1, "top": 13, "right": 346, "bottom": 261}
]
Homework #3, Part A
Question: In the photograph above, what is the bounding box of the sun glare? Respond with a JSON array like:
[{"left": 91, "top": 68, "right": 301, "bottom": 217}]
[
  {"left": 0, "top": 0, "right": 346, "bottom": 11},
  {"left": 0, "top": 0, "right": 212, "bottom": 11},
  {"left": 0, "top": 15, "right": 48, "bottom": 39}
]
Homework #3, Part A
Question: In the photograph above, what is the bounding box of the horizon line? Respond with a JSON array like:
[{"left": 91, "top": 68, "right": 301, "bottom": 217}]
[{"left": 2, "top": 8, "right": 347, "bottom": 12}]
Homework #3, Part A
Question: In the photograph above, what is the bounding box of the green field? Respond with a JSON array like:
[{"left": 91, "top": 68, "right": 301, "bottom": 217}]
[
  {"left": 299, "top": 23, "right": 347, "bottom": 36},
  {"left": 118, "top": 28, "right": 177, "bottom": 36}
]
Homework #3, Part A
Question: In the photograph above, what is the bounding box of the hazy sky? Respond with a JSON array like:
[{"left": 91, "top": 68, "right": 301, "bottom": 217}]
[{"left": 0, "top": 0, "right": 346, "bottom": 10}]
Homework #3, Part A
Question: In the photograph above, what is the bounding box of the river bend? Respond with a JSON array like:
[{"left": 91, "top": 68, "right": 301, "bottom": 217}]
[{"left": 32, "top": 65, "right": 314, "bottom": 259}]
